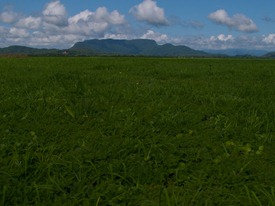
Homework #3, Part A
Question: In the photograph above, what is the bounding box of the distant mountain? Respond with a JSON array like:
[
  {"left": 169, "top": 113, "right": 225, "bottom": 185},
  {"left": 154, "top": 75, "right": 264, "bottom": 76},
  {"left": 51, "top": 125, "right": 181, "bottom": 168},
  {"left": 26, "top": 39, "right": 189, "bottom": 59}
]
[
  {"left": 0, "top": 46, "right": 61, "bottom": 56},
  {"left": 263, "top": 51, "right": 275, "bottom": 58},
  {"left": 1, "top": 40, "right": 272, "bottom": 57},
  {"left": 70, "top": 39, "right": 209, "bottom": 57},
  {"left": 204, "top": 49, "right": 268, "bottom": 57}
]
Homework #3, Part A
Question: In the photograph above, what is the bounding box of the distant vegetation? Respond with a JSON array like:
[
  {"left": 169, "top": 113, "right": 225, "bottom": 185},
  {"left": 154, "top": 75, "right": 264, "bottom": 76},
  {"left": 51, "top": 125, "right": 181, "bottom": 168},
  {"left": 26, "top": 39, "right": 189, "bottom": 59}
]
[{"left": 1, "top": 57, "right": 275, "bottom": 205}]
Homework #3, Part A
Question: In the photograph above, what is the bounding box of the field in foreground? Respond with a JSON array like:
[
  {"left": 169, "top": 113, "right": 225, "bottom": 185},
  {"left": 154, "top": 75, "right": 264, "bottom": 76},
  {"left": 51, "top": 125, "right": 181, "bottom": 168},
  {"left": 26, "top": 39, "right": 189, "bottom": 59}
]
[{"left": 0, "top": 57, "right": 275, "bottom": 205}]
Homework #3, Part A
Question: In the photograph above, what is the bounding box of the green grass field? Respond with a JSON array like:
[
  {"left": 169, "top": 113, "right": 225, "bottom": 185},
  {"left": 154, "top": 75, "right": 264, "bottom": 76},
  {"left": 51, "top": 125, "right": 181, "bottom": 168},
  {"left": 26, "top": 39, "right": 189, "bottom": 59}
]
[{"left": 1, "top": 57, "right": 275, "bottom": 205}]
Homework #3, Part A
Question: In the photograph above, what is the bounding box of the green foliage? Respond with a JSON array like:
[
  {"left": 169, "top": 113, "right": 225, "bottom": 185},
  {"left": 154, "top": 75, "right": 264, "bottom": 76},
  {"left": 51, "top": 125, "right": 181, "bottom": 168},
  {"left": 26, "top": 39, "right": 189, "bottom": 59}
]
[{"left": 0, "top": 57, "right": 274, "bottom": 205}]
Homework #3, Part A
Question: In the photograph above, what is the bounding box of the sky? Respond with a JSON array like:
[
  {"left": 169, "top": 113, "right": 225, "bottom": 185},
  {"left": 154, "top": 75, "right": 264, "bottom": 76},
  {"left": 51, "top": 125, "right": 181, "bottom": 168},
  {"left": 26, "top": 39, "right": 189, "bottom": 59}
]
[{"left": 0, "top": 0, "right": 275, "bottom": 51}]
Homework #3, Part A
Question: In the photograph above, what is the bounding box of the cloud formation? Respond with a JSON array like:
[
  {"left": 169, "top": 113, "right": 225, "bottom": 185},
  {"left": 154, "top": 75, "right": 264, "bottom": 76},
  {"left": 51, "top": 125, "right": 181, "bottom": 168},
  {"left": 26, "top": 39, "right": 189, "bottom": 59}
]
[
  {"left": 0, "top": 1, "right": 275, "bottom": 51},
  {"left": 130, "top": 0, "right": 168, "bottom": 26},
  {"left": 207, "top": 34, "right": 235, "bottom": 49},
  {"left": 16, "top": 16, "right": 42, "bottom": 30},
  {"left": 0, "top": 1, "right": 126, "bottom": 48},
  {"left": 141, "top": 30, "right": 169, "bottom": 42},
  {"left": 208, "top": 9, "right": 258, "bottom": 33},
  {"left": 0, "top": 9, "right": 19, "bottom": 24},
  {"left": 43, "top": 1, "right": 68, "bottom": 26},
  {"left": 173, "top": 34, "right": 275, "bottom": 51},
  {"left": 68, "top": 7, "right": 125, "bottom": 35},
  {"left": 262, "top": 34, "right": 275, "bottom": 44}
]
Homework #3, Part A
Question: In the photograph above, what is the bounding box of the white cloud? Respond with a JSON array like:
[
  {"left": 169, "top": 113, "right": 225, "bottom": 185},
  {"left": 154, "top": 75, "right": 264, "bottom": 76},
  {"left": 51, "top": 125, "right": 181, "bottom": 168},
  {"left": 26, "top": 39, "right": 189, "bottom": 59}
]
[
  {"left": 141, "top": 30, "right": 169, "bottom": 42},
  {"left": 28, "top": 32, "right": 83, "bottom": 48},
  {"left": 262, "top": 34, "right": 275, "bottom": 44},
  {"left": 69, "top": 7, "right": 125, "bottom": 26},
  {"left": 16, "top": 16, "right": 42, "bottom": 30},
  {"left": 103, "top": 30, "right": 170, "bottom": 44},
  {"left": 67, "top": 7, "right": 126, "bottom": 36},
  {"left": 130, "top": 0, "right": 168, "bottom": 26},
  {"left": 42, "top": 0, "right": 68, "bottom": 26},
  {"left": 216, "top": 34, "right": 234, "bottom": 42},
  {"left": 0, "top": 1, "right": 126, "bottom": 48},
  {"left": 173, "top": 34, "right": 275, "bottom": 51},
  {"left": 109, "top": 10, "right": 126, "bottom": 25},
  {"left": 9, "top": 28, "right": 29, "bottom": 38},
  {"left": 68, "top": 10, "right": 92, "bottom": 24},
  {"left": 208, "top": 9, "right": 258, "bottom": 33},
  {"left": 1, "top": 1, "right": 275, "bottom": 51},
  {"left": 103, "top": 33, "right": 132, "bottom": 40},
  {"left": 0, "top": 10, "right": 19, "bottom": 24},
  {"left": 207, "top": 34, "right": 235, "bottom": 49},
  {"left": 95, "top": 7, "right": 125, "bottom": 25}
]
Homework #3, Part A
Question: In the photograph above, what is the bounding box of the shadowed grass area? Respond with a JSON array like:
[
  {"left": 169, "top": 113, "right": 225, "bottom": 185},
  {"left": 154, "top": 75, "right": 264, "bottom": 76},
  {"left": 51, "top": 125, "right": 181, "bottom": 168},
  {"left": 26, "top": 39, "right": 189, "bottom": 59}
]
[{"left": 0, "top": 57, "right": 275, "bottom": 205}]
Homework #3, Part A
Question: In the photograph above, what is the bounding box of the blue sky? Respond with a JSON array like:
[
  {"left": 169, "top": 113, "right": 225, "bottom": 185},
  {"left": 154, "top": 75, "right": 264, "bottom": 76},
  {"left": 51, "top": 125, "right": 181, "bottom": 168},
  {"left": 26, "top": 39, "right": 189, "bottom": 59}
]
[{"left": 1, "top": 0, "right": 275, "bottom": 50}]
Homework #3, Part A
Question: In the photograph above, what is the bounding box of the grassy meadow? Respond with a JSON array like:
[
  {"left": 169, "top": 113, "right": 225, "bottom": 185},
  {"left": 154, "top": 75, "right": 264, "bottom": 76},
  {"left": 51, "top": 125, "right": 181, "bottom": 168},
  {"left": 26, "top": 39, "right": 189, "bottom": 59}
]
[{"left": 0, "top": 57, "right": 275, "bottom": 205}]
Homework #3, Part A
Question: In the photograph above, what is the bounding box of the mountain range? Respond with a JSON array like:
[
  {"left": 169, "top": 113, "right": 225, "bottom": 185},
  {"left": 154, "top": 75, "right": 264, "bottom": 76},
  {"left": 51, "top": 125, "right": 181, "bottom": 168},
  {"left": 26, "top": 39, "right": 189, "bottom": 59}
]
[
  {"left": 0, "top": 39, "right": 274, "bottom": 57},
  {"left": 70, "top": 39, "right": 208, "bottom": 56}
]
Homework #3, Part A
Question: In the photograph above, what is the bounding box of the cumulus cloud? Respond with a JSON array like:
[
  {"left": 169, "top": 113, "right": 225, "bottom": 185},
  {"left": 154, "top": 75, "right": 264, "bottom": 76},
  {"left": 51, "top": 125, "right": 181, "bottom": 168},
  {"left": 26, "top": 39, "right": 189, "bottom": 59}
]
[
  {"left": 171, "top": 34, "right": 235, "bottom": 50},
  {"left": 206, "top": 34, "right": 235, "bottom": 49},
  {"left": 103, "top": 33, "right": 132, "bottom": 40},
  {"left": 141, "top": 30, "right": 169, "bottom": 42},
  {"left": 28, "top": 32, "right": 83, "bottom": 48},
  {"left": 1, "top": 1, "right": 275, "bottom": 51},
  {"left": 130, "top": 0, "right": 168, "bottom": 26},
  {"left": 208, "top": 9, "right": 258, "bottom": 33},
  {"left": 42, "top": 0, "right": 68, "bottom": 26},
  {"left": 172, "top": 34, "right": 275, "bottom": 51},
  {"left": 0, "top": 9, "right": 19, "bottom": 24},
  {"left": 9, "top": 28, "right": 29, "bottom": 38},
  {"left": 16, "top": 16, "right": 42, "bottom": 30},
  {"left": 67, "top": 7, "right": 126, "bottom": 35},
  {"left": 97, "top": 7, "right": 125, "bottom": 25},
  {"left": 262, "top": 34, "right": 275, "bottom": 44},
  {"left": 0, "top": 0, "right": 127, "bottom": 48},
  {"left": 69, "top": 7, "right": 125, "bottom": 26},
  {"left": 213, "top": 34, "right": 234, "bottom": 42}
]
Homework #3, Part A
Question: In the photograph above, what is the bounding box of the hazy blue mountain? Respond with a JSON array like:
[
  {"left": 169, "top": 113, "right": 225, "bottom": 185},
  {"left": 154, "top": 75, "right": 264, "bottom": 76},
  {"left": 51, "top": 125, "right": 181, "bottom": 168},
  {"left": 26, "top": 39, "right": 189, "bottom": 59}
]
[
  {"left": 204, "top": 49, "right": 268, "bottom": 57},
  {"left": 263, "top": 51, "right": 275, "bottom": 58},
  {"left": 2, "top": 39, "right": 272, "bottom": 57},
  {"left": 70, "top": 39, "right": 209, "bottom": 56},
  {"left": 0, "top": 46, "right": 61, "bottom": 56}
]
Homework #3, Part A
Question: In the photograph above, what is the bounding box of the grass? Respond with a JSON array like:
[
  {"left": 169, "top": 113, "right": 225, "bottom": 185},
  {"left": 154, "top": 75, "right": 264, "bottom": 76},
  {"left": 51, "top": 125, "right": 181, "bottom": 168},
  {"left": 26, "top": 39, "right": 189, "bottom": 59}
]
[{"left": 0, "top": 57, "right": 275, "bottom": 205}]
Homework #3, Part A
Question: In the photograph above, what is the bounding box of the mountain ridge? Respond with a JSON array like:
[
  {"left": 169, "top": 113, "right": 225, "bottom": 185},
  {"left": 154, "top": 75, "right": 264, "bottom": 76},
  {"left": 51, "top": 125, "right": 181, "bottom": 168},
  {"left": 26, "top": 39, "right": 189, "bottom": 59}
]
[
  {"left": 263, "top": 51, "right": 275, "bottom": 58},
  {"left": 0, "top": 39, "right": 274, "bottom": 57},
  {"left": 0, "top": 45, "right": 61, "bottom": 56},
  {"left": 69, "top": 39, "right": 209, "bottom": 56},
  {"left": 0, "top": 39, "right": 208, "bottom": 57}
]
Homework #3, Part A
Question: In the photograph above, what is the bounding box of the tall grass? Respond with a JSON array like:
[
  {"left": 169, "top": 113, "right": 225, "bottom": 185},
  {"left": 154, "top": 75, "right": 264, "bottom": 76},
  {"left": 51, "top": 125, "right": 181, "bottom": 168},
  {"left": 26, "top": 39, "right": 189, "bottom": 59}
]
[{"left": 0, "top": 57, "right": 274, "bottom": 205}]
